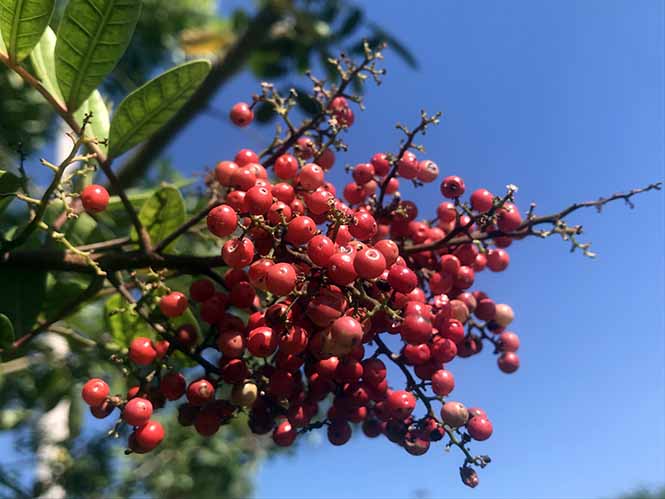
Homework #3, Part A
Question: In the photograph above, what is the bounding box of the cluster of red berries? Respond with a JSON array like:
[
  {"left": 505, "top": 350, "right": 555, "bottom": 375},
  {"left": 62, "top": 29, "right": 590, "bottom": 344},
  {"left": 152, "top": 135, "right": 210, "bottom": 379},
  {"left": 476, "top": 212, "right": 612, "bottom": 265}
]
[{"left": 81, "top": 97, "right": 523, "bottom": 485}]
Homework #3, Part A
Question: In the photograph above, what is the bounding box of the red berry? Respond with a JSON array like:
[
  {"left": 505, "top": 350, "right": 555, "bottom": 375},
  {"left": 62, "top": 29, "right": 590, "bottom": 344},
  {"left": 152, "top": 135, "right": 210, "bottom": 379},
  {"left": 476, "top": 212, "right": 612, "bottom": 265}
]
[
  {"left": 286, "top": 216, "right": 317, "bottom": 245},
  {"left": 417, "top": 160, "right": 439, "bottom": 182},
  {"left": 123, "top": 397, "right": 153, "bottom": 426},
  {"left": 247, "top": 327, "right": 278, "bottom": 357},
  {"left": 274, "top": 154, "right": 299, "bottom": 179},
  {"left": 229, "top": 102, "right": 253, "bottom": 127},
  {"left": 215, "top": 161, "right": 238, "bottom": 185},
  {"left": 266, "top": 263, "right": 297, "bottom": 296},
  {"left": 349, "top": 211, "right": 377, "bottom": 241},
  {"left": 497, "top": 203, "right": 522, "bottom": 232},
  {"left": 440, "top": 401, "right": 469, "bottom": 427},
  {"left": 353, "top": 247, "right": 386, "bottom": 280},
  {"left": 160, "top": 372, "right": 186, "bottom": 401},
  {"left": 295, "top": 137, "right": 315, "bottom": 159},
  {"left": 307, "top": 234, "right": 335, "bottom": 266},
  {"left": 330, "top": 316, "right": 363, "bottom": 352},
  {"left": 327, "top": 253, "right": 357, "bottom": 286},
  {"left": 81, "top": 378, "right": 109, "bottom": 407},
  {"left": 499, "top": 331, "right": 520, "bottom": 352},
  {"left": 235, "top": 149, "right": 259, "bottom": 167},
  {"left": 316, "top": 148, "right": 335, "bottom": 170},
  {"left": 387, "top": 265, "right": 418, "bottom": 294},
  {"left": 299, "top": 163, "right": 325, "bottom": 191},
  {"left": 467, "top": 416, "right": 493, "bottom": 441},
  {"left": 487, "top": 248, "right": 510, "bottom": 272},
  {"left": 273, "top": 420, "right": 297, "bottom": 446},
  {"left": 133, "top": 420, "right": 164, "bottom": 451},
  {"left": 370, "top": 153, "right": 391, "bottom": 176},
  {"left": 245, "top": 186, "right": 273, "bottom": 215},
  {"left": 498, "top": 352, "right": 520, "bottom": 373},
  {"left": 187, "top": 379, "right": 215, "bottom": 406},
  {"left": 470, "top": 188, "right": 494, "bottom": 213},
  {"left": 397, "top": 151, "right": 420, "bottom": 179},
  {"left": 80, "top": 184, "right": 109, "bottom": 213},
  {"left": 189, "top": 279, "right": 215, "bottom": 302},
  {"left": 159, "top": 291, "right": 188, "bottom": 318},
  {"left": 327, "top": 420, "right": 352, "bottom": 445},
  {"left": 222, "top": 238, "right": 255, "bottom": 268},
  {"left": 129, "top": 337, "right": 157, "bottom": 366},
  {"left": 386, "top": 390, "right": 416, "bottom": 419},
  {"left": 352, "top": 163, "right": 375, "bottom": 184},
  {"left": 230, "top": 167, "right": 257, "bottom": 191},
  {"left": 431, "top": 369, "right": 455, "bottom": 396},
  {"left": 440, "top": 176, "right": 466, "bottom": 198}
]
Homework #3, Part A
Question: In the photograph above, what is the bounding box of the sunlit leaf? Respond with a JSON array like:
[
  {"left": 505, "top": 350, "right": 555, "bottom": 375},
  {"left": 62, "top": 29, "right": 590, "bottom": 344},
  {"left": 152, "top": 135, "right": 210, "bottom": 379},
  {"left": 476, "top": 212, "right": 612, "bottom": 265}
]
[
  {"left": 0, "top": 0, "right": 55, "bottom": 62},
  {"left": 29, "top": 25, "right": 64, "bottom": 103},
  {"left": 55, "top": 0, "right": 142, "bottom": 111},
  {"left": 129, "top": 185, "right": 185, "bottom": 252},
  {"left": 104, "top": 293, "right": 152, "bottom": 347},
  {"left": 107, "top": 60, "right": 210, "bottom": 158},
  {"left": 74, "top": 89, "right": 110, "bottom": 153}
]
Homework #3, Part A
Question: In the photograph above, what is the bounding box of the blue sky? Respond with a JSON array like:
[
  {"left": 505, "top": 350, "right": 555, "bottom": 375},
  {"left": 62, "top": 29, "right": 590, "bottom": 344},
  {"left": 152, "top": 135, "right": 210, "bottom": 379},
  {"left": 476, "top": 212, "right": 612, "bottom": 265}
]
[
  {"left": 178, "top": 1, "right": 663, "bottom": 498},
  {"left": 3, "top": 1, "right": 663, "bottom": 498}
]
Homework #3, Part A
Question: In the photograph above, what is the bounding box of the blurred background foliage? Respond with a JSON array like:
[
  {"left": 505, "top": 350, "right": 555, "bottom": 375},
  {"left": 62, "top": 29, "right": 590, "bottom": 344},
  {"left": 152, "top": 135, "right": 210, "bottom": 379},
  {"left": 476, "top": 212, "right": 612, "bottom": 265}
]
[{"left": 0, "top": 1, "right": 415, "bottom": 497}]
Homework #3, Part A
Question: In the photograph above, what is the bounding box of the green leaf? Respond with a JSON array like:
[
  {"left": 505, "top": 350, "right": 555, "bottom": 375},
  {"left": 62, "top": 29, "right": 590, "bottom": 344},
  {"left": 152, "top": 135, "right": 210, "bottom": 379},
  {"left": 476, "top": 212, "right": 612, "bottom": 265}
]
[
  {"left": 68, "top": 388, "right": 83, "bottom": 438},
  {"left": 368, "top": 23, "right": 418, "bottom": 69},
  {"left": 29, "top": 25, "right": 63, "bottom": 103},
  {"left": 107, "top": 59, "right": 210, "bottom": 158},
  {"left": 0, "top": 313, "right": 14, "bottom": 349},
  {"left": 0, "top": 169, "right": 21, "bottom": 214},
  {"left": 0, "top": 0, "right": 55, "bottom": 62},
  {"left": 338, "top": 7, "right": 362, "bottom": 38},
  {"left": 104, "top": 293, "right": 151, "bottom": 347},
  {"left": 0, "top": 268, "right": 47, "bottom": 333},
  {"left": 73, "top": 89, "right": 110, "bottom": 153},
  {"left": 55, "top": 0, "right": 142, "bottom": 111},
  {"left": 129, "top": 185, "right": 185, "bottom": 252},
  {"left": 42, "top": 274, "right": 89, "bottom": 321},
  {"left": 0, "top": 24, "right": 6, "bottom": 54}
]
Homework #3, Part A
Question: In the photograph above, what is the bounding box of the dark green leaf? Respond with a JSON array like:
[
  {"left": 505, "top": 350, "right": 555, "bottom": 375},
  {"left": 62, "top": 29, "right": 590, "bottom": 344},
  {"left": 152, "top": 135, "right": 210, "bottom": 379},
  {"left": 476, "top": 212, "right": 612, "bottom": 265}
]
[
  {"left": 104, "top": 293, "right": 152, "bottom": 346},
  {"left": 0, "top": 313, "right": 14, "bottom": 349},
  {"left": 129, "top": 185, "right": 185, "bottom": 252},
  {"left": 74, "top": 90, "right": 110, "bottom": 153},
  {"left": 30, "top": 25, "right": 64, "bottom": 103},
  {"left": 338, "top": 7, "right": 362, "bottom": 38},
  {"left": 0, "top": 169, "right": 21, "bottom": 214},
  {"left": 253, "top": 101, "right": 276, "bottom": 123},
  {"left": 0, "top": 0, "right": 55, "bottom": 62},
  {"left": 248, "top": 50, "right": 288, "bottom": 79},
  {"left": 107, "top": 59, "right": 211, "bottom": 158},
  {"left": 294, "top": 86, "right": 322, "bottom": 116},
  {"left": 0, "top": 268, "right": 46, "bottom": 333},
  {"left": 63, "top": 212, "right": 97, "bottom": 245},
  {"left": 42, "top": 274, "right": 89, "bottom": 321},
  {"left": 55, "top": 0, "right": 142, "bottom": 111},
  {"left": 68, "top": 388, "right": 83, "bottom": 438}
]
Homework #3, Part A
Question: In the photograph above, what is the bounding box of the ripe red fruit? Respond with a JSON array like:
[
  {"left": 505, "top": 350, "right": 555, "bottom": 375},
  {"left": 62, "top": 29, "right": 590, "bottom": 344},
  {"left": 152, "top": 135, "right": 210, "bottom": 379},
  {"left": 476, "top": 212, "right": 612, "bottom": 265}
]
[
  {"left": 266, "top": 263, "right": 297, "bottom": 296},
  {"left": 222, "top": 238, "right": 255, "bottom": 268},
  {"left": 440, "top": 176, "right": 466, "bottom": 198},
  {"left": 123, "top": 397, "right": 153, "bottom": 426},
  {"left": 80, "top": 184, "right": 110, "bottom": 213},
  {"left": 386, "top": 390, "right": 416, "bottom": 419},
  {"left": 235, "top": 148, "right": 259, "bottom": 166},
  {"left": 307, "top": 234, "right": 335, "bottom": 266},
  {"left": 273, "top": 420, "right": 297, "bottom": 446},
  {"left": 330, "top": 316, "right": 363, "bottom": 352},
  {"left": 475, "top": 298, "right": 496, "bottom": 321},
  {"left": 362, "top": 358, "right": 387, "bottom": 386},
  {"left": 129, "top": 337, "right": 157, "bottom": 366},
  {"left": 401, "top": 314, "right": 433, "bottom": 344},
  {"left": 327, "top": 253, "right": 357, "bottom": 286},
  {"left": 286, "top": 216, "right": 317, "bottom": 245},
  {"left": 497, "top": 203, "right": 522, "bottom": 232},
  {"left": 327, "top": 420, "right": 352, "bottom": 445},
  {"left": 160, "top": 372, "right": 186, "bottom": 400},
  {"left": 194, "top": 407, "right": 222, "bottom": 436},
  {"left": 215, "top": 160, "right": 238, "bottom": 185},
  {"left": 397, "top": 151, "right": 420, "bottom": 179},
  {"left": 230, "top": 167, "right": 257, "bottom": 191},
  {"left": 499, "top": 331, "right": 520, "bottom": 352},
  {"left": 387, "top": 265, "right": 418, "bottom": 294},
  {"left": 316, "top": 148, "right": 336, "bottom": 169},
  {"left": 353, "top": 247, "right": 386, "bottom": 279},
  {"left": 431, "top": 369, "right": 455, "bottom": 396},
  {"left": 81, "top": 378, "right": 109, "bottom": 407},
  {"left": 159, "top": 291, "right": 188, "bottom": 318},
  {"left": 274, "top": 153, "right": 298, "bottom": 179},
  {"left": 217, "top": 331, "right": 245, "bottom": 358},
  {"left": 417, "top": 160, "right": 439, "bottom": 182},
  {"left": 371, "top": 153, "right": 391, "bottom": 176},
  {"left": 133, "top": 420, "right": 164, "bottom": 451},
  {"left": 245, "top": 186, "right": 273, "bottom": 215},
  {"left": 467, "top": 416, "right": 493, "bottom": 441},
  {"left": 374, "top": 239, "right": 399, "bottom": 267},
  {"left": 498, "top": 352, "right": 520, "bottom": 373},
  {"left": 353, "top": 163, "right": 375, "bottom": 184},
  {"left": 187, "top": 379, "right": 215, "bottom": 406},
  {"left": 487, "top": 248, "right": 510, "bottom": 272},
  {"left": 229, "top": 102, "right": 254, "bottom": 127},
  {"left": 189, "top": 279, "right": 215, "bottom": 302},
  {"left": 299, "top": 163, "right": 325, "bottom": 190},
  {"left": 470, "top": 188, "right": 494, "bottom": 213},
  {"left": 349, "top": 211, "right": 377, "bottom": 241},
  {"left": 247, "top": 327, "right": 278, "bottom": 357}
]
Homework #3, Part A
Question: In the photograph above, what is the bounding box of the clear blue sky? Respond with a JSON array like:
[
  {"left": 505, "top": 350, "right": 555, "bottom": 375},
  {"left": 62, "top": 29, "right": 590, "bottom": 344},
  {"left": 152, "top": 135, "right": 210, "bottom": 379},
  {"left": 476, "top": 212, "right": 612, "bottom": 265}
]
[{"left": 168, "top": 1, "right": 662, "bottom": 498}]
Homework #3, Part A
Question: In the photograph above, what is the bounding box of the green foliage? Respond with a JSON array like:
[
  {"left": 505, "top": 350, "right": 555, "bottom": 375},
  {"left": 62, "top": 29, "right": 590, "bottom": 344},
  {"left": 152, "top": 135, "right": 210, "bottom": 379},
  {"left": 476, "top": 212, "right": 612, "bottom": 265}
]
[
  {"left": 0, "top": 0, "right": 55, "bottom": 62},
  {"left": 0, "top": 268, "right": 47, "bottom": 333},
  {"left": 30, "top": 25, "right": 63, "bottom": 102},
  {"left": 0, "top": 313, "right": 14, "bottom": 349},
  {"left": 41, "top": 273, "right": 89, "bottom": 320},
  {"left": 128, "top": 184, "right": 185, "bottom": 251},
  {"left": 0, "top": 169, "right": 20, "bottom": 214},
  {"left": 73, "top": 89, "right": 110, "bottom": 152},
  {"left": 104, "top": 293, "right": 152, "bottom": 346},
  {"left": 107, "top": 59, "right": 210, "bottom": 158},
  {"left": 55, "top": 0, "right": 141, "bottom": 111}
]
